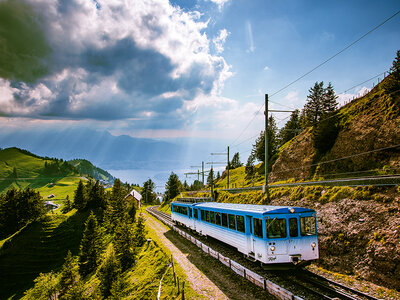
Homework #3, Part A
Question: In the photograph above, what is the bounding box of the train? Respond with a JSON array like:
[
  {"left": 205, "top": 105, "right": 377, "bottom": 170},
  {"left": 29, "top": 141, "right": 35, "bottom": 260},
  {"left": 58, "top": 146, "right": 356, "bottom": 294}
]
[{"left": 171, "top": 199, "right": 319, "bottom": 267}]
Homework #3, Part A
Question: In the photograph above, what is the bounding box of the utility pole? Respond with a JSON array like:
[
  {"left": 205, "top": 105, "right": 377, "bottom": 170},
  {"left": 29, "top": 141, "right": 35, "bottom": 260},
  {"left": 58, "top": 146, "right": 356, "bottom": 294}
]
[
  {"left": 211, "top": 148, "right": 230, "bottom": 189},
  {"left": 264, "top": 93, "right": 295, "bottom": 193},
  {"left": 202, "top": 161, "right": 204, "bottom": 185},
  {"left": 227, "top": 146, "right": 230, "bottom": 189}
]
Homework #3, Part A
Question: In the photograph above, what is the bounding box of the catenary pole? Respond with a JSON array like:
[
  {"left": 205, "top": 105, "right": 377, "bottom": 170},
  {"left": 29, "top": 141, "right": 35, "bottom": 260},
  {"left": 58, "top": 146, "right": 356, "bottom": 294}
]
[{"left": 265, "top": 94, "right": 268, "bottom": 190}]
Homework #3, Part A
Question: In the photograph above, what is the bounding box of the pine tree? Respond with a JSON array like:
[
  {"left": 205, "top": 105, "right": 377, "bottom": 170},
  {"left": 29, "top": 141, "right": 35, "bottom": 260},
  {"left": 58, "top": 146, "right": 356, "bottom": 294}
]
[
  {"left": 230, "top": 152, "right": 243, "bottom": 169},
  {"left": 322, "top": 82, "right": 338, "bottom": 113},
  {"left": 79, "top": 211, "right": 102, "bottom": 276},
  {"left": 114, "top": 221, "right": 135, "bottom": 270},
  {"left": 251, "top": 115, "right": 278, "bottom": 167},
  {"left": 74, "top": 180, "right": 87, "bottom": 211},
  {"left": 133, "top": 214, "right": 147, "bottom": 248},
  {"left": 142, "top": 179, "right": 156, "bottom": 204},
  {"left": 164, "top": 172, "right": 181, "bottom": 202},
  {"left": 245, "top": 153, "right": 255, "bottom": 178},
  {"left": 24, "top": 272, "right": 59, "bottom": 300},
  {"left": 58, "top": 251, "right": 80, "bottom": 297},
  {"left": 303, "top": 81, "right": 325, "bottom": 126},
  {"left": 279, "top": 109, "right": 301, "bottom": 145},
  {"left": 104, "top": 179, "right": 129, "bottom": 231},
  {"left": 207, "top": 168, "right": 214, "bottom": 186},
  {"left": 390, "top": 49, "right": 400, "bottom": 79},
  {"left": 97, "top": 244, "right": 121, "bottom": 298}
]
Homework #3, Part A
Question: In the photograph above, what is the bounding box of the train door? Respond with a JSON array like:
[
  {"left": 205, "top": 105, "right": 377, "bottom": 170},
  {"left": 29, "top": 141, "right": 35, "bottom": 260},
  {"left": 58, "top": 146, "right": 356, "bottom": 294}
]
[
  {"left": 245, "top": 215, "right": 255, "bottom": 256},
  {"left": 287, "top": 217, "right": 300, "bottom": 254}
]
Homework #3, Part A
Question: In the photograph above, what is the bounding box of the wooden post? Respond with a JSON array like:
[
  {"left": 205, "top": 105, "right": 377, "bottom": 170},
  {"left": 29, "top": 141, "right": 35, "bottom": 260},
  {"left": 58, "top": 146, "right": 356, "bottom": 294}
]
[
  {"left": 177, "top": 277, "right": 180, "bottom": 294},
  {"left": 182, "top": 281, "right": 185, "bottom": 300},
  {"left": 171, "top": 255, "right": 176, "bottom": 286}
]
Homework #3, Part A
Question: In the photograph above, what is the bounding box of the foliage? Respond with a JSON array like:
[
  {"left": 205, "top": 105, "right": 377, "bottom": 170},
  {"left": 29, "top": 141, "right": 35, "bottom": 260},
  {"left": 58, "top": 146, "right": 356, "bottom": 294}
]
[
  {"left": 312, "top": 112, "right": 340, "bottom": 157},
  {"left": 97, "top": 243, "right": 121, "bottom": 298},
  {"left": 164, "top": 172, "right": 181, "bottom": 203},
  {"left": 278, "top": 109, "right": 301, "bottom": 145},
  {"left": 104, "top": 178, "right": 131, "bottom": 232},
  {"left": 245, "top": 153, "right": 255, "bottom": 178},
  {"left": 73, "top": 180, "right": 87, "bottom": 211},
  {"left": 133, "top": 214, "right": 147, "bottom": 248},
  {"left": 86, "top": 180, "right": 105, "bottom": 210},
  {"left": 114, "top": 221, "right": 136, "bottom": 270},
  {"left": 23, "top": 271, "right": 59, "bottom": 300},
  {"left": 79, "top": 211, "right": 103, "bottom": 276},
  {"left": 302, "top": 81, "right": 338, "bottom": 127},
  {"left": 58, "top": 251, "right": 80, "bottom": 298},
  {"left": 0, "top": 187, "right": 45, "bottom": 238},
  {"left": 142, "top": 178, "right": 157, "bottom": 204},
  {"left": 62, "top": 195, "right": 73, "bottom": 214},
  {"left": 251, "top": 115, "right": 279, "bottom": 171},
  {"left": 207, "top": 167, "right": 214, "bottom": 186},
  {"left": 230, "top": 152, "right": 243, "bottom": 169}
]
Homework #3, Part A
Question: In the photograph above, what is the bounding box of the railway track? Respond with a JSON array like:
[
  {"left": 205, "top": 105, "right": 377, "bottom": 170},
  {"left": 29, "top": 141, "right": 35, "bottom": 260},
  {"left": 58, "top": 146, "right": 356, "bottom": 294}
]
[{"left": 146, "top": 206, "right": 379, "bottom": 300}]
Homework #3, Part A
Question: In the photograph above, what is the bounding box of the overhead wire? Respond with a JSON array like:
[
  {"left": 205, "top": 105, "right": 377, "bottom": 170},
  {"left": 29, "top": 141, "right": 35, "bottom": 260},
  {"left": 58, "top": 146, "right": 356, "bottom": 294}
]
[{"left": 228, "top": 9, "right": 400, "bottom": 147}]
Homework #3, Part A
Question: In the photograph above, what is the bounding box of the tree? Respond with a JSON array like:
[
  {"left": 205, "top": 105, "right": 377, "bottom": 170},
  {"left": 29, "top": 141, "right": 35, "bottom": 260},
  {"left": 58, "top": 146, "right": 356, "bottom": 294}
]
[
  {"left": 74, "top": 180, "right": 87, "bottom": 211},
  {"left": 133, "top": 214, "right": 147, "bottom": 248},
  {"left": 97, "top": 244, "right": 121, "bottom": 298},
  {"left": 142, "top": 179, "right": 157, "bottom": 204},
  {"left": 58, "top": 251, "right": 80, "bottom": 297},
  {"left": 62, "top": 195, "right": 73, "bottom": 214},
  {"left": 216, "top": 171, "right": 221, "bottom": 181},
  {"left": 190, "top": 180, "right": 203, "bottom": 191},
  {"left": 24, "top": 272, "right": 59, "bottom": 300},
  {"left": 251, "top": 115, "right": 279, "bottom": 169},
  {"left": 323, "top": 82, "right": 338, "bottom": 113},
  {"left": 86, "top": 180, "right": 105, "bottom": 209},
  {"left": 279, "top": 109, "right": 301, "bottom": 145},
  {"left": 303, "top": 81, "right": 325, "bottom": 126},
  {"left": 114, "top": 221, "right": 135, "bottom": 270},
  {"left": 164, "top": 172, "right": 181, "bottom": 202},
  {"left": 79, "top": 212, "right": 102, "bottom": 276},
  {"left": 390, "top": 49, "right": 400, "bottom": 79},
  {"left": 245, "top": 153, "right": 255, "bottom": 178},
  {"left": 230, "top": 152, "right": 243, "bottom": 169},
  {"left": 207, "top": 168, "right": 214, "bottom": 186},
  {"left": 104, "top": 179, "right": 129, "bottom": 231}
]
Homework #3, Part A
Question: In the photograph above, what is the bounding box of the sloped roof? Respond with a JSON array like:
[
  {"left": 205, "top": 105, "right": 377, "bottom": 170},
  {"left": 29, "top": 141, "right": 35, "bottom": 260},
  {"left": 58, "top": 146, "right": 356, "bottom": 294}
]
[{"left": 126, "top": 189, "right": 142, "bottom": 201}]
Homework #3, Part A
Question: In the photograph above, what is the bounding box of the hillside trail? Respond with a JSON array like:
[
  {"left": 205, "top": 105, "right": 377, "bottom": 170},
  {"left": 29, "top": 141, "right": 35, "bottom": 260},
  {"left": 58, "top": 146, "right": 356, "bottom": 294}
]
[{"left": 144, "top": 213, "right": 229, "bottom": 299}]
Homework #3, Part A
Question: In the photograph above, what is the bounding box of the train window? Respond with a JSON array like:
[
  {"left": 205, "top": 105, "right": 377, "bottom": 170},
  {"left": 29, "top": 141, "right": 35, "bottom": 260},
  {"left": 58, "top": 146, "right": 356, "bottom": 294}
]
[
  {"left": 253, "top": 218, "right": 263, "bottom": 238},
  {"left": 236, "top": 215, "right": 245, "bottom": 233},
  {"left": 221, "top": 213, "right": 228, "bottom": 227},
  {"left": 289, "top": 218, "right": 298, "bottom": 237},
  {"left": 194, "top": 209, "right": 198, "bottom": 219},
  {"left": 205, "top": 211, "right": 210, "bottom": 222},
  {"left": 266, "top": 218, "right": 287, "bottom": 238},
  {"left": 228, "top": 214, "right": 236, "bottom": 230},
  {"left": 201, "top": 210, "right": 205, "bottom": 221},
  {"left": 215, "top": 212, "right": 222, "bottom": 226},
  {"left": 300, "top": 216, "right": 316, "bottom": 236},
  {"left": 210, "top": 211, "right": 215, "bottom": 224}
]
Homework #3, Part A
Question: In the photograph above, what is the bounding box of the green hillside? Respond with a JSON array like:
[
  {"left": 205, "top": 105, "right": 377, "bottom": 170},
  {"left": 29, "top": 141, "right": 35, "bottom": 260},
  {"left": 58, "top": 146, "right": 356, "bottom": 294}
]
[
  {"left": 67, "top": 159, "right": 114, "bottom": 183},
  {"left": 0, "top": 210, "right": 90, "bottom": 299}
]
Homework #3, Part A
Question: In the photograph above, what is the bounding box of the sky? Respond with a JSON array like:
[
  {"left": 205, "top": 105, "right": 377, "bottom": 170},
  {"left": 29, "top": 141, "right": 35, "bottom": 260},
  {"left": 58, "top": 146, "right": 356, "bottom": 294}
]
[{"left": 0, "top": 0, "right": 399, "bottom": 187}]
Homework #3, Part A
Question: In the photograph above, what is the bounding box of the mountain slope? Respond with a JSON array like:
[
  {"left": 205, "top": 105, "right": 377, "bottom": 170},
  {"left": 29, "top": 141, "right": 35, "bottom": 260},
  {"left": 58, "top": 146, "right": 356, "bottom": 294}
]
[
  {"left": 270, "top": 76, "right": 400, "bottom": 182},
  {"left": 67, "top": 159, "right": 114, "bottom": 183}
]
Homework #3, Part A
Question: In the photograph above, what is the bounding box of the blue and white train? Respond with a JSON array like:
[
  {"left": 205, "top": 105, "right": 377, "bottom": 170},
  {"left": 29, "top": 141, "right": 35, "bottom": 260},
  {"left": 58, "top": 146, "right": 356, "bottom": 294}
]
[{"left": 171, "top": 200, "right": 319, "bottom": 267}]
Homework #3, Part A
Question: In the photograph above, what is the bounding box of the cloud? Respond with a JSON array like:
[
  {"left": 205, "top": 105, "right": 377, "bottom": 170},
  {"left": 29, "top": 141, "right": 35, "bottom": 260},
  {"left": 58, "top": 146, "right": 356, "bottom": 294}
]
[
  {"left": 337, "top": 86, "right": 370, "bottom": 106},
  {"left": 207, "top": 0, "right": 230, "bottom": 10},
  {"left": 245, "top": 21, "right": 255, "bottom": 53},
  {"left": 0, "top": 0, "right": 232, "bottom": 127},
  {"left": 213, "top": 29, "right": 229, "bottom": 54},
  {"left": 263, "top": 66, "right": 270, "bottom": 71}
]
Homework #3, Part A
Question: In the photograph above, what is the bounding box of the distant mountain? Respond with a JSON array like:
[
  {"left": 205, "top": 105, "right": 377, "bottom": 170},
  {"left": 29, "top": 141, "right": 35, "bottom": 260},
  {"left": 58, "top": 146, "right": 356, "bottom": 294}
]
[
  {"left": 67, "top": 159, "right": 114, "bottom": 183},
  {"left": 0, "top": 128, "right": 186, "bottom": 171}
]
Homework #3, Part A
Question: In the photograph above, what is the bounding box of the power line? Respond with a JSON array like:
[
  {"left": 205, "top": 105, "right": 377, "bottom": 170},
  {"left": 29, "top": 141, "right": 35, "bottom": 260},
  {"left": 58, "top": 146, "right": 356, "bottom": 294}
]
[
  {"left": 229, "top": 9, "right": 400, "bottom": 145},
  {"left": 269, "top": 9, "right": 400, "bottom": 98},
  {"left": 273, "top": 144, "right": 400, "bottom": 175}
]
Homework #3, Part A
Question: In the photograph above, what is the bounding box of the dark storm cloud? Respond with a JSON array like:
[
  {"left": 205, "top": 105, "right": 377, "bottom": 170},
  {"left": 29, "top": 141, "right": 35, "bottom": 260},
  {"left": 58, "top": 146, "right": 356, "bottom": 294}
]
[{"left": 0, "top": 0, "right": 51, "bottom": 83}]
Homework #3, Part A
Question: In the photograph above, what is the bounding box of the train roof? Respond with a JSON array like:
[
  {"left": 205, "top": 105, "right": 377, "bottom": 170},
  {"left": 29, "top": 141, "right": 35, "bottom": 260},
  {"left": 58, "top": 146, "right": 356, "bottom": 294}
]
[{"left": 171, "top": 201, "right": 315, "bottom": 215}]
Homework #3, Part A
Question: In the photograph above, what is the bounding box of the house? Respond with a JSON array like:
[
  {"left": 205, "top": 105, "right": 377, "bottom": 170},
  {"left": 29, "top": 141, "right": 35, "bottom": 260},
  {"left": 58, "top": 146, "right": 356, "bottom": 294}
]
[{"left": 125, "top": 189, "right": 142, "bottom": 209}]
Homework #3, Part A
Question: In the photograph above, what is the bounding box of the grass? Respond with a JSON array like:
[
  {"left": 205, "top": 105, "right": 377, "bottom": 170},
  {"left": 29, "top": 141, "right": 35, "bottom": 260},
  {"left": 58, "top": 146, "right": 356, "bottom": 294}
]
[
  {"left": 0, "top": 210, "right": 90, "bottom": 299},
  {"left": 36, "top": 176, "right": 82, "bottom": 200}
]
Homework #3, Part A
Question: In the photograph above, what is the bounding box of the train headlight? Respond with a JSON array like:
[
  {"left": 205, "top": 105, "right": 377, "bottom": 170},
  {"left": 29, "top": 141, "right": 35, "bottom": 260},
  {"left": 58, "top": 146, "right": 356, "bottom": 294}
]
[
  {"left": 270, "top": 246, "right": 275, "bottom": 252},
  {"left": 290, "top": 208, "right": 295, "bottom": 213},
  {"left": 311, "top": 242, "right": 316, "bottom": 249}
]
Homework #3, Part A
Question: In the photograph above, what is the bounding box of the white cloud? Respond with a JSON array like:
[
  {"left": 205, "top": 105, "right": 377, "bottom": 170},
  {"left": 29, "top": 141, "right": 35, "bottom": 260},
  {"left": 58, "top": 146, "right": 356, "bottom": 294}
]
[
  {"left": 208, "top": 0, "right": 230, "bottom": 10},
  {"left": 337, "top": 86, "right": 370, "bottom": 106},
  {"left": 246, "top": 21, "right": 255, "bottom": 53},
  {"left": 213, "top": 29, "right": 229, "bottom": 54},
  {"left": 263, "top": 66, "right": 270, "bottom": 71}
]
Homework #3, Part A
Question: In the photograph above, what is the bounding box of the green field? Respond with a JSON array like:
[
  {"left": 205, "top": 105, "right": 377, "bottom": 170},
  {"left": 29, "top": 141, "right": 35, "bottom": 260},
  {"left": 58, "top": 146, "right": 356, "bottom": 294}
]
[{"left": 0, "top": 210, "right": 91, "bottom": 299}]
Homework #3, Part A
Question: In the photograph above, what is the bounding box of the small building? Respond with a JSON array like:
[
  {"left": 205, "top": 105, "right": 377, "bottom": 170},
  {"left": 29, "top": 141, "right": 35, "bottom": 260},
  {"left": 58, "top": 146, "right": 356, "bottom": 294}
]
[
  {"left": 47, "top": 194, "right": 55, "bottom": 199},
  {"left": 125, "top": 189, "right": 142, "bottom": 209}
]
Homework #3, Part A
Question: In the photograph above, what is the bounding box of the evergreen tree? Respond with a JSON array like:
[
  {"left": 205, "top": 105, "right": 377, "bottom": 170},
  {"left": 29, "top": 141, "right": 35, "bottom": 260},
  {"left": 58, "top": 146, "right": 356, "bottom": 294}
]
[
  {"left": 245, "top": 153, "right": 255, "bottom": 178},
  {"left": 303, "top": 81, "right": 325, "bottom": 126},
  {"left": 58, "top": 251, "right": 80, "bottom": 297},
  {"left": 79, "top": 212, "right": 102, "bottom": 276},
  {"left": 74, "top": 180, "right": 87, "bottom": 211},
  {"left": 279, "top": 109, "right": 301, "bottom": 145},
  {"left": 142, "top": 179, "right": 156, "bottom": 204},
  {"left": 390, "top": 49, "right": 400, "bottom": 79},
  {"left": 230, "top": 152, "right": 243, "bottom": 169},
  {"left": 104, "top": 179, "right": 129, "bottom": 231},
  {"left": 385, "top": 49, "right": 400, "bottom": 92},
  {"left": 251, "top": 115, "right": 279, "bottom": 168},
  {"left": 62, "top": 195, "right": 73, "bottom": 214},
  {"left": 183, "top": 180, "right": 189, "bottom": 191},
  {"left": 87, "top": 180, "right": 105, "bottom": 209},
  {"left": 164, "top": 172, "right": 181, "bottom": 202},
  {"left": 207, "top": 168, "right": 214, "bottom": 186},
  {"left": 216, "top": 171, "right": 221, "bottom": 181},
  {"left": 190, "top": 179, "right": 203, "bottom": 191},
  {"left": 97, "top": 244, "right": 121, "bottom": 298},
  {"left": 133, "top": 214, "right": 147, "bottom": 248},
  {"left": 114, "top": 221, "right": 135, "bottom": 270},
  {"left": 323, "top": 82, "right": 338, "bottom": 113},
  {"left": 109, "top": 275, "right": 127, "bottom": 299},
  {"left": 24, "top": 272, "right": 59, "bottom": 300}
]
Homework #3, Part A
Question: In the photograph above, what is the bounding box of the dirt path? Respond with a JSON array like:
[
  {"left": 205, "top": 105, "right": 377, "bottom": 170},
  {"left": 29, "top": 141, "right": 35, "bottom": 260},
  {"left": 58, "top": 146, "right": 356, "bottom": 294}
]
[{"left": 145, "top": 213, "right": 229, "bottom": 299}]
